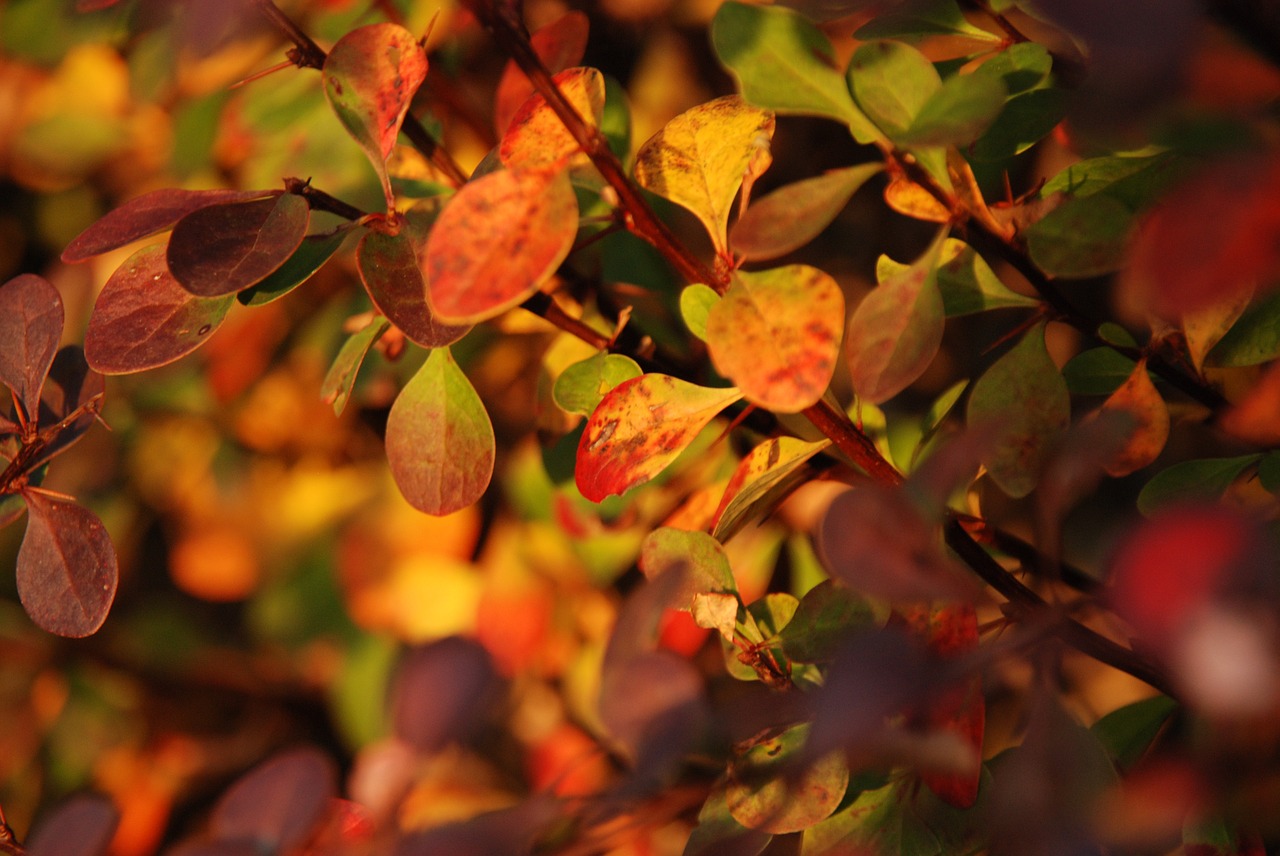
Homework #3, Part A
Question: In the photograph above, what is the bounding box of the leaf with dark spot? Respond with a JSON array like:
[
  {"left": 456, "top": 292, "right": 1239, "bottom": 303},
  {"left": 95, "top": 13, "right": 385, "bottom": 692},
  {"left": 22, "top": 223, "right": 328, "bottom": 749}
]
[
  {"left": 0, "top": 274, "right": 64, "bottom": 424},
  {"left": 17, "top": 490, "right": 117, "bottom": 638},
  {"left": 211, "top": 746, "right": 337, "bottom": 853},
  {"left": 726, "top": 723, "right": 848, "bottom": 834},
  {"left": 167, "top": 193, "right": 310, "bottom": 297}
]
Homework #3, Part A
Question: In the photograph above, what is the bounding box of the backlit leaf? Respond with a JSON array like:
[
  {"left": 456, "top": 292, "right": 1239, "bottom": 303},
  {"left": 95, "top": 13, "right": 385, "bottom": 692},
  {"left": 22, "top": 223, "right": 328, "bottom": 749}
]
[
  {"left": 966, "top": 323, "right": 1070, "bottom": 498},
  {"left": 712, "top": 436, "right": 831, "bottom": 541},
  {"left": 1207, "top": 290, "right": 1280, "bottom": 366},
  {"left": 639, "top": 527, "right": 738, "bottom": 606},
  {"left": 17, "top": 491, "right": 117, "bottom": 637},
  {"left": 238, "top": 228, "right": 350, "bottom": 306},
  {"left": 322, "top": 23, "right": 428, "bottom": 208},
  {"left": 321, "top": 317, "right": 390, "bottom": 416},
  {"left": 391, "top": 636, "right": 500, "bottom": 753},
  {"left": 854, "top": 0, "right": 1003, "bottom": 42},
  {"left": 386, "top": 348, "right": 494, "bottom": 516},
  {"left": 575, "top": 374, "right": 742, "bottom": 502},
  {"left": 896, "top": 72, "right": 1007, "bottom": 148},
  {"left": 358, "top": 226, "right": 471, "bottom": 347},
  {"left": 553, "top": 352, "right": 642, "bottom": 416},
  {"left": 167, "top": 193, "right": 310, "bottom": 297},
  {"left": 707, "top": 265, "right": 843, "bottom": 412},
  {"left": 779, "top": 580, "right": 877, "bottom": 664},
  {"left": 0, "top": 274, "right": 63, "bottom": 423},
  {"left": 499, "top": 66, "right": 604, "bottom": 170},
  {"left": 846, "top": 235, "right": 946, "bottom": 405},
  {"left": 1094, "top": 357, "right": 1169, "bottom": 477},
  {"left": 726, "top": 723, "right": 849, "bottom": 834},
  {"left": 212, "top": 747, "right": 336, "bottom": 853},
  {"left": 494, "top": 11, "right": 590, "bottom": 136},
  {"left": 634, "top": 95, "right": 776, "bottom": 254},
  {"left": 84, "top": 245, "right": 234, "bottom": 374},
  {"left": 881, "top": 238, "right": 1037, "bottom": 316},
  {"left": 1136, "top": 455, "right": 1261, "bottom": 516},
  {"left": 848, "top": 40, "right": 940, "bottom": 141},
  {"left": 731, "top": 164, "right": 883, "bottom": 261},
  {"left": 680, "top": 284, "right": 719, "bottom": 341},
  {"left": 1026, "top": 193, "right": 1133, "bottom": 278},
  {"left": 25, "top": 794, "right": 117, "bottom": 856},
  {"left": 712, "top": 2, "right": 880, "bottom": 142},
  {"left": 425, "top": 167, "right": 578, "bottom": 324},
  {"left": 60, "top": 187, "right": 274, "bottom": 263},
  {"left": 884, "top": 175, "right": 951, "bottom": 222}
]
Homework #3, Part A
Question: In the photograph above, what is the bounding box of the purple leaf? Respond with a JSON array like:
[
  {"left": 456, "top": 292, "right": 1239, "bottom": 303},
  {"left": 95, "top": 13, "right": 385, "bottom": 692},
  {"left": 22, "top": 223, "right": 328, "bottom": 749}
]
[
  {"left": 390, "top": 636, "right": 501, "bottom": 754},
  {"left": 17, "top": 491, "right": 117, "bottom": 637},
  {"left": 35, "top": 346, "right": 104, "bottom": 465},
  {"left": 357, "top": 227, "right": 471, "bottom": 348},
  {"left": 167, "top": 193, "right": 310, "bottom": 297},
  {"left": 392, "top": 798, "right": 558, "bottom": 856},
  {"left": 210, "top": 746, "right": 337, "bottom": 853},
  {"left": 26, "top": 794, "right": 118, "bottom": 856},
  {"left": 0, "top": 274, "right": 64, "bottom": 425}
]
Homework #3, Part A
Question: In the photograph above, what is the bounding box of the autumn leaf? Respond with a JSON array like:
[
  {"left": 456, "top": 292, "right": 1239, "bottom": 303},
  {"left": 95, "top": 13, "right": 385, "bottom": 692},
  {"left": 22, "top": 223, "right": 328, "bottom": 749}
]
[
  {"left": 706, "top": 264, "right": 844, "bottom": 412},
  {"left": 167, "top": 193, "right": 310, "bottom": 297},
  {"left": 711, "top": 436, "right": 831, "bottom": 541},
  {"left": 494, "top": 11, "right": 590, "bottom": 136},
  {"left": 726, "top": 724, "right": 849, "bottom": 834},
  {"left": 1182, "top": 288, "right": 1251, "bottom": 372},
  {"left": 322, "top": 23, "right": 428, "bottom": 209},
  {"left": 239, "top": 228, "right": 351, "bottom": 307},
  {"left": 1094, "top": 357, "right": 1170, "bottom": 477},
  {"left": 731, "top": 164, "right": 882, "bottom": 261},
  {"left": 633, "top": 95, "right": 775, "bottom": 255},
  {"left": 575, "top": 374, "right": 742, "bottom": 502},
  {"left": 385, "top": 348, "right": 494, "bottom": 516},
  {"left": 17, "top": 490, "right": 117, "bottom": 638},
  {"left": 0, "top": 274, "right": 63, "bottom": 424},
  {"left": 357, "top": 225, "right": 471, "bottom": 348},
  {"left": 211, "top": 747, "right": 337, "bottom": 853},
  {"left": 638, "top": 527, "right": 738, "bottom": 609},
  {"left": 321, "top": 317, "right": 390, "bottom": 416},
  {"left": 552, "top": 352, "right": 642, "bottom": 416},
  {"left": 499, "top": 67, "right": 604, "bottom": 171},
  {"left": 425, "top": 167, "right": 578, "bottom": 324}
]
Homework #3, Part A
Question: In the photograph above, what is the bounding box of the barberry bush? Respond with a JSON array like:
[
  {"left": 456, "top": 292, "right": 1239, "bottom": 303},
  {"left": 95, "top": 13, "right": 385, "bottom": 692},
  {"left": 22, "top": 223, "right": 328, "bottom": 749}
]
[{"left": 2, "top": 0, "right": 1280, "bottom": 853}]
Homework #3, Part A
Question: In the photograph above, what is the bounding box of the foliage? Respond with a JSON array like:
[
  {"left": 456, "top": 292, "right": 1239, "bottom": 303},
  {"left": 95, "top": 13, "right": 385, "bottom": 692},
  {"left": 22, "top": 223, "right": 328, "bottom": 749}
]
[{"left": 2, "top": 0, "right": 1280, "bottom": 854}]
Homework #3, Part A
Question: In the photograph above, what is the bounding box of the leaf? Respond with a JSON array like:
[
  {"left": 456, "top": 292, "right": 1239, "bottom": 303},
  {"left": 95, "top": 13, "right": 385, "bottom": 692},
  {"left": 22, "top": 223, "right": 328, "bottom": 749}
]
[
  {"left": 712, "top": 436, "right": 832, "bottom": 541},
  {"left": 1041, "top": 154, "right": 1167, "bottom": 199},
  {"left": 634, "top": 95, "right": 776, "bottom": 255},
  {"left": 321, "top": 317, "right": 390, "bottom": 416},
  {"left": 965, "top": 323, "right": 1070, "bottom": 498},
  {"left": 499, "top": 66, "right": 604, "bottom": 171},
  {"left": 0, "top": 274, "right": 63, "bottom": 423},
  {"left": 357, "top": 227, "right": 471, "bottom": 347},
  {"left": 883, "top": 175, "right": 951, "bottom": 223},
  {"left": 84, "top": 245, "right": 235, "bottom": 374},
  {"left": 803, "top": 780, "right": 942, "bottom": 856},
  {"left": 968, "top": 88, "right": 1067, "bottom": 162},
  {"left": 167, "top": 193, "right": 310, "bottom": 297},
  {"left": 1136, "top": 455, "right": 1261, "bottom": 516},
  {"left": 598, "top": 649, "right": 709, "bottom": 773},
  {"left": 779, "top": 580, "right": 877, "bottom": 664},
  {"left": 685, "top": 787, "right": 773, "bottom": 856},
  {"left": 848, "top": 40, "right": 940, "bottom": 141},
  {"left": 896, "top": 72, "right": 1007, "bottom": 148},
  {"left": 854, "top": 0, "right": 1004, "bottom": 42},
  {"left": 553, "top": 352, "right": 643, "bottom": 416},
  {"left": 34, "top": 346, "right": 104, "bottom": 465},
  {"left": 692, "top": 592, "right": 739, "bottom": 641},
  {"left": 25, "top": 794, "right": 118, "bottom": 856},
  {"left": 238, "top": 228, "right": 350, "bottom": 306},
  {"left": 707, "top": 265, "right": 843, "bottom": 412},
  {"left": 385, "top": 348, "right": 494, "bottom": 516},
  {"left": 680, "top": 284, "right": 719, "bottom": 341},
  {"left": 1207, "top": 290, "right": 1280, "bottom": 367},
  {"left": 60, "top": 187, "right": 274, "bottom": 263},
  {"left": 425, "top": 167, "right": 578, "bottom": 324},
  {"left": 727, "top": 724, "right": 849, "bottom": 834},
  {"left": 639, "top": 527, "right": 738, "bottom": 608},
  {"left": 711, "top": 2, "right": 879, "bottom": 142},
  {"left": 891, "top": 238, "right": 1036, "bottom": 316},
  {"left": 1026, "top": 192, "right": 1134, "bottom": 278},
  {"left": 575, "top": 374, "right": 742, "bottom": 502},
  {"left": 211, "top": 747, "right": 336, "bottom": 853},
  {"left": 494, "top": 11, "right": 590, "bottom": 136},
  {"left": 973, "top": 42, "right": 1053, "bottom": 95},
  {"left": 1094, "top": 358, "right": 1169, "bottom": 477},
  {"left": 1062, "top": 347, "right": 1140, "bottom": 395},
  {"left": 731, "top": 164, "right": 883, "bottom": 261},
  {"left": 17, "top": 491, "right": 117, "bottom": 637},
  {"left": 846, "top": 235, "right": 946, "bottom": 405},
  {"left": 1091, "top": 695, "right": 1178, "bottom": 772},
  {"left": 322, "top": 23, "right": 428, "bottom": 208},
  {"left": 390, "top": 637, "right": 500, "bottom": 753}
]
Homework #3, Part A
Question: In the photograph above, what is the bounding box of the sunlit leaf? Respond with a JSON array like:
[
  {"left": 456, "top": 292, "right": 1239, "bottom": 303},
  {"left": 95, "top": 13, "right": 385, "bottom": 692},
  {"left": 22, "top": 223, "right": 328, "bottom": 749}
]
[
  {"left": 639, "top": 527, "right": 738, "bottom": 608},
  {"left": 17, "top": 490, "right": 117, "bottom": 637},
  {"left": 358, "top": 226, "right": 471, "bottom": 347},
  {"left": 1207, "top": 290, "right": 1280, "bottom": 367},
  {"left": 712, "top": 436, "right": 832, "bottom": 541},
  {"left": 499, "top": 67, "right": 604, "bottom": 171},
  {"left": 848, "top": 40, "right": 940, "bottom": 141},
  {"left": 1026, "top": 193, "right": 1133, "bottom": 278},
  {"left": 425, "top": 167, "right": 578, "bottom": 324},
  {"left": 0, "top": 274, "right": 63, "bottom": 422},
  {"left": 167, "top": 193, "right": 310, "bottom": 297},
  {"left": 84, "top": 245, "right": 235, "bottom": 374},
  {"left": 884, "top": 175, "right": 951, "bottom": 222},
  {"left": 707, "top": 265, "right": 843, "bottom": 412},
  {"left": 322, "top": 23, "right": 428, "bottom": 208},
  {"left": 238, "top": 228, "right": 350, "bottom": 306},
  {"left": 553, "top": 351, "right": 642, "bottom": 416},
  {"left": 732, "top": 164, "right": 883, "bottom": 261},
  {"left": 634, "top": 95, "right": 775, "bottom": 255},
  {"left": 896, "top": 72, "right": 1007, "bottom": 148},
  {"left": 575, "top": 374, "right": 742, "bottom": 502},
  {"left": 855, "top": 0, "right": 1003, "bottom": 42},
  {"left": 60, "top": 187, "right": 274, "bottom": 263},
  {"left": 966, "top": 323, "right": 1069, "bottom": 498},
  {"left": 211, "top": 747, "right": 336, "bottom": 853},
  {"left": 778, "top": 580, "right": 877, "bottom": 664},
  {"left": 321, "top": 317, "right": 389, "bottom": 416},
  {"left": 727, "top": 723, "right": 848, "bottom": 834},
  {"left": 1136, "top": 455, "right": 1261, "bottom": 516},
  {"left": 1094, "top": 357, "right": 1169, "bottom": 477},
  {"left": 25, "top": 794, "right": 117, "bottom": 856},
  {"left": 846, "top": 235, "right": 945, "bottom": 405},
  {"left": 680, "top": 284, "right": 719, "bottom": 341},
  {"left": 494, "top": 11, "right": 590, "bottom": 136},
  {"left": 712, "top": 1, "right": 880, "bottom": 142},
  {"left": 390, "top": 636, "right": 500, "bottom": 753},
  {"left": 692, "top": 592, "right": 739, "bottom": 640},
  {"left": 385, "top": 348, "right": 494, "bottom": 516}
]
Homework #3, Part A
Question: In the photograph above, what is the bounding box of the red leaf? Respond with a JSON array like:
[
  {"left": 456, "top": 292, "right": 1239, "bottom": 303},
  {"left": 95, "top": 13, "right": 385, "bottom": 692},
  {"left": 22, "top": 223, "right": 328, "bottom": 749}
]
[
  {"left": 499, "top": 67, "right": 604, "bottom": 171},
  {"left": 60, "top": 188, "right": 275, "bottom": 263},
  {"left": 356, "top": 226, "right": 471, "bottom": 348},
  {"left": 167, "top": 193, "right": 310, "bottom": 297},
  {"left": 0, "top": 274, "right": 63, "bottom": 423},
  {"left": 84, "top": 245, "right": 234, "bottom": 374},
  {"left": 33, "top": 346, "right": 104, "bottom": 466},
  {"left": 211, "top": 747, "right": 336, "bottom": 853},
  {"left": 494, "top": 11, "right": 590, "bottom": 136},
  {"left": 17, "top": 491, "right": 117, "bottom": 638}
]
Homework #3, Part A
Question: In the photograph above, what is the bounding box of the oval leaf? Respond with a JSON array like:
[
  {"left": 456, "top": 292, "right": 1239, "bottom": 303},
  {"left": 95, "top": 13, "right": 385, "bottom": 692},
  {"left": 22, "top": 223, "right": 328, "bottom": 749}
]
[
  {"left": 426, "top": 167, "right": 578, "bottom": 324},
  {"left": 1136, "top": 455, "right": 1261, "bottom": 516},
  {"left": 167, "top": 193, "right": 310, "bottom": 297},
  {"left": 680, "top": 284, "right": 719, "bottom": 341},
  {"left": 634, "top": 95, "right": 775, "bottom": 254},
  {"left": 575, "top": 374, "right": 742, "bottom": 502},
  {"left": 358, "top": 227, "right": 471, "bottom": 348},
  {"left": 848, "top": 40, "right": 941, "bottom": 141},
  {"left": 1095, "top": 357, "right": 1169, "bottom": 477},
  {"left": 727, "top": 724, "right": 848, "bottom": 834},
  {"left": 638, "top": 527, "right": 738, "bottom": 606},
  {"left": 61, "top": 187, "right": 275, "bottom": 263},
  {"left": 386, "top": 348, "right": 494, "bottom": 516},
  {"left": 933, "top": 238, "right": 1037, "bottom": 316},
  {"left": 17, "top": 491, "right": 117, "bottom": 637},
  {"left": 0, "top": 274, "right": 63, "bottom": 422},
  {"left": 553, "top": 351, "right": 642, "bottom": 416},
  {"left": 707, "top": 264, "right": 844, "bottom": 412},
  {"left": 494, "top": 11, "right": 590, "bottom": 136},
  {"left": 26, "top": 794, "right": 118, "bottom": 856},
  {"left": 712, "top": 436, "right": 832, "bottom": 541},
  {"left": 965, "top": 323, "right": 1070, "bottom": 498},
  {"left": 1026, "top": 193, "right": 1134, "bottom": 278},
  {"left": 896, "top": 72, "right": 1008, "bottom": 148},
  {"left": 732, "top": 163, "right": 882, "bottom": 261},
  {"left": 84, "top": 245, "right": 234, "bottom": 374},
  {"left": 391, "top": 637, "right": 500, "bottom": 753},
  {"left": 322, "top": 23, "right": 428, "bottom": 208},
  {"left": 499, "top": 66, "right": 604, "bottom": 171},
  {"left": 212, "top": 747, "right": 337, "bottom": 852}
]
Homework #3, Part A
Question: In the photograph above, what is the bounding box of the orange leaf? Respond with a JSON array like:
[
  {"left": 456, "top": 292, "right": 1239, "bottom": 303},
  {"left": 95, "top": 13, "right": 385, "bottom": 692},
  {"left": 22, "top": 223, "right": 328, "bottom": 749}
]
[
  {"left": 499, "top": 67, "right": 604, "bottom": 171},
  {"left": 1096, "top": 357, "right": 1169, "bottom": 477},
  {"left": 494, "top": 11, "right": 590, "bottom": 136}
]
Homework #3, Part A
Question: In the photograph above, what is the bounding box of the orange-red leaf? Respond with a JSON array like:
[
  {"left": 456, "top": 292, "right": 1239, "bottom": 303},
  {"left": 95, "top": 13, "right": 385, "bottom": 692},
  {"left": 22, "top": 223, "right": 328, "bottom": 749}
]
[
  {"left": 426, "top": 167, "right": 578, "bottom": 324},
  {"left": 1096, "top": 357, "right": 1169, "bottom": 477},
  {"left": 706, "top": 265, "right": 843, "bottom": 412},
  {"left": 575, "top": 374, "right": 742, "bottom": 502},
  {"left": 357, "top": 226, "right": 471, "bottom": 348},
  {"left": 499, "top": 67, "right": 604, "bottom": 171},
  {"left": 494, "top": 11, "right": 590, "bottom": 136}
]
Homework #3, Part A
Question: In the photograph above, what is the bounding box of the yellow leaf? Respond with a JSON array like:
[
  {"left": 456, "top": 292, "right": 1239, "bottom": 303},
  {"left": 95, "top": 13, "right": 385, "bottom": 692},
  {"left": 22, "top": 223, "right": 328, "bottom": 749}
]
[
  {"left": 633, "top": 95, "right": 775, "bottom": 254},
  {"left": 1183, "top": 288, "right": 1251, "bottom": 372}
]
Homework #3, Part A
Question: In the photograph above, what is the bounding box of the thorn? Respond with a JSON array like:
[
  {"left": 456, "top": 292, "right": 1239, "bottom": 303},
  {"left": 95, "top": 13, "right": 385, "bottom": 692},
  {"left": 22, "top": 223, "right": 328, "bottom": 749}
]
[{"left": 229, "top": 58, "right": 296, "bottom": 90}]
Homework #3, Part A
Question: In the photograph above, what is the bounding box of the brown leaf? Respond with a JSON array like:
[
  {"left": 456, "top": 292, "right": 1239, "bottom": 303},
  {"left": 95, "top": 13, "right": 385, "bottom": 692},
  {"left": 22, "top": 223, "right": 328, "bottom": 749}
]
[{"left": 17, "top": 491, "right": 117, "bottom": 638}]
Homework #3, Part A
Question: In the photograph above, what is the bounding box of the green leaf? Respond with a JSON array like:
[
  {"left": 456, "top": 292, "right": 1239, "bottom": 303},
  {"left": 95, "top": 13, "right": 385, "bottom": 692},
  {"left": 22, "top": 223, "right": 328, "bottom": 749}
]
[
  {"left": 854, "top": 0, "right": 1003, "bottom": 42},
  {"left": 553, "top": 352, "right": 643, "bottom": 416},
  {"left": 712, "top": 436, "right": 832, "bottom": 542},
  {"left": 1207, "top": 290, "right": 1280, "bottom": 366},
  {"left": 707, "top": 265, "right": 844, "bottom": 412},
  {"left": 1041, "top": 154, "right": 1167, "bottom": 199},
  {"left": 1062, "top": 348, "right": 1140, "bottom": 395},
  {"left": 1136, "top": 455, "right": 1262, "bottom": 516},
  {"left": 680, "top": 284, "right": 720, "bottom": 341},
  {"left": 320, "top": 317, "right": 390, "bottom": 416},
  {"left": 731, "top": 163, "right": 883, "bottom": 261},
  {"left": 238, "top": 229, "right": 350, "bottom": 306},
  {"left": 1259, "top": 451, "right": 1280, "bottom": 493},
  {"left": 1091, "top": 695, "right": 1178, "bottom": 771},
  {"left": 685, "top": 788, "right": 772, "bottom": 856},
  {"left": 385, "top": 348, "right": 495, "bottom": 516},
  {"left": 711, "top": 1, "right": 880, "bottom": 143},
  {"left": 167, "top": 193, "right": 311, "bottom": 297},
  {"left": 1026, "top": 193, "right": 1134, "bottom": 278},
  {"left": 802, "top": 780, "right": 941, "bottom": 856},
  {"left": 968, "top": 88, "right": 1067, "bottom": 162},
  {"left": 779, "top": 580, "right": 877, "bottom": 664},
  {"left": 727, "top": 723, "right": 849, "bottom": 834},
  {"left": 932, "top": 239, "right": 1037, "bottom": 316},
  {"left": 848, "top": 40, "right": 940, "bottom": 141},
  {"left": 973, "top": 42, "right": 1052, "bottom": 94},
  {"left": 639, "top": 527, "right": 738, "bottom": 606},
  {"left": 966, "top": 323, "right": 1070, "bottom": 498},
  {"left": 896, "top": 73, "right": 1008, "bottom": 148}
]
